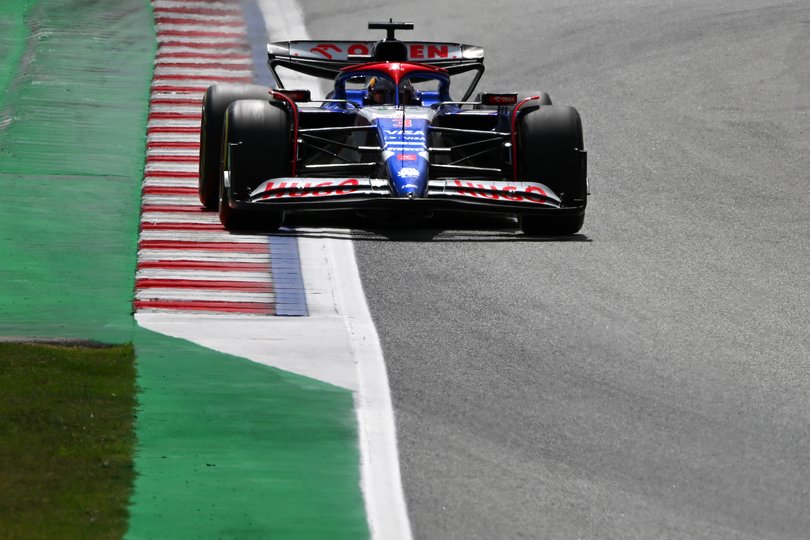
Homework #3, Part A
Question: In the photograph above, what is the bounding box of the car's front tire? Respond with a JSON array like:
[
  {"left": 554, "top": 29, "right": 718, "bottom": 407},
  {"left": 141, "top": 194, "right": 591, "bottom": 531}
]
[
  {"left": 517, "top": 105, "right": 587, "bottom": 236},
  {"left": 219, "top": 99, "right": 290, "bottom": 231},
  {"left": 199, "top": 84, "right": 274, "bottom": 209}
]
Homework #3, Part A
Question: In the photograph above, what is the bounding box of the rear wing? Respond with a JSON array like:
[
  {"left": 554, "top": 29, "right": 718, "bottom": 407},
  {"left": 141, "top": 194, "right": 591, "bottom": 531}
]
[{"left": 267, "top": 40, "right": 486, "bottom": 100}]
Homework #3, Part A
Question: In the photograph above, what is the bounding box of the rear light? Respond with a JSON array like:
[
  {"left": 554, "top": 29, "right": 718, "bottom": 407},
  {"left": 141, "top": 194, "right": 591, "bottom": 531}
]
[
  {"left": 481, "top": 92, "right": 518, "bottom": 106},
  {"left": 274, "top": 89, "right": 311, "bottom": 102}
]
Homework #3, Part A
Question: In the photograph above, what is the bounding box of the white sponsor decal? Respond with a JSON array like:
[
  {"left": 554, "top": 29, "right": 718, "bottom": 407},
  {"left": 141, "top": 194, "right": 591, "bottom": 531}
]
[{"left": 397, "top": 167, "right": 420, "bottom": 179}]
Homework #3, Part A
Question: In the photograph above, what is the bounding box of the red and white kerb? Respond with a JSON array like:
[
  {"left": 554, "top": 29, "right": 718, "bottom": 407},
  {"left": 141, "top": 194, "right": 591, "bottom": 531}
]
[{"left": 136, "top": 0, "right": 277, "bottom": 316}]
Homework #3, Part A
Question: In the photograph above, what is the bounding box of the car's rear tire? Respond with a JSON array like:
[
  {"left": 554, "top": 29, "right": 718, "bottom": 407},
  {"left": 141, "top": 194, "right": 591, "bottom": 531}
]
[
  {"left": 517, "top": 105, "right": 587, "bottom": 236},
  {"left": 219, "top": 99, "right": 289, "bottom": 231},
  {"left": 199, "top": 84, "right": 273, "bottom": 209}
]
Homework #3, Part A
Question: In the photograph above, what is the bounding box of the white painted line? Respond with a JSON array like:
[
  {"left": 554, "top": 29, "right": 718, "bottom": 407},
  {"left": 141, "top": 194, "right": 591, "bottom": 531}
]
[
  {"left": 147, "top": 150, "right": 200, "bottom": 159},
  {"left": 139, "top": 231, "right": 267, "bottom": 243},
  {"left": 152, "top": 77, "right": 243, "bottom": 87},
  {"left": 136, "top": 269, "right": 272, "bottom": 281},
  {"left": 150, "top": 89, "right": 207, "bottom": 98},
  {"left": 137, "top": 308, "right": 270, "bottom": 316},
  {"left": 141, "top": 182, "right": 197, "bottom": 191},
  {"left": 154, "top": 67, "right": 253, "bottom": 78},
  {"left": 156, "top": 46, "right": 249, "bottom": 56},
  {"left": 156, "top": 22, "right": 243, "bottom": 31},
  {"left": 147, "top": 133, "right": 200, "bottom": 143},
  {"left": 256, "top": 0, "right": 328, "bottom": 98},
  {"left": 148, "top": 119, "right": 201, "bottom": 128},
  {"left": 154, "top": 13, "right": 244, "bottom": 23},
  {"left": 150, "top": 97, "right": 202, "bottom": 106},
  {"left": 327, "top": 237, "right": 413, "bottom": 540},
  {"left": 153, "top": 0, "right": 242, "bottom": 11},
  {"left": 136, "top": 289, "right": 275, "bottom": 303},
  {"left": 138, "top": 249, "right": 271, "bottom": 262},
  {"left": 149, "top": 105, "right": 202, "bottom": 114},
  {"left": 145, "top": 163, "right": 199, "bottom": 171},
  {"left": 156, "top": 58, "right": 253, "bottom": 66},
  {"left": 145, "top": 164, "right": 198, "bottom": 174},
  {"left": 141, "top": 195, "right": 202, "bottom": 206},
  {"left": 157, "top": 13, "right": 244, "bottom": 23},
  {"left": 254, "top": 4, "right": 411, "bottom": 537},
  {"left": 142, "top": 212, "right": 220, "bottom": 223},
  {"left": 155, "top": 37, "right": 249, "bottom": 45}
]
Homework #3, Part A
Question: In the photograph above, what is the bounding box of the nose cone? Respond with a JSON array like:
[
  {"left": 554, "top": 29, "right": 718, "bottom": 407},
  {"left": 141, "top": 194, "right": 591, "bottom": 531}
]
[
  {"left": 377, "top": 116, "right": 430, "bottom": 198},
  {"left": 387, "top": 154, "right": 429, "bottom": 197}
]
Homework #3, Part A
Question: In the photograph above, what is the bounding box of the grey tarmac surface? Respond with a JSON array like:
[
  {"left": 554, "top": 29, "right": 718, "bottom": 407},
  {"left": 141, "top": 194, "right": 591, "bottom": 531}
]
[{"left": 292, "top": 1, "right": 809, "bottom": 538}]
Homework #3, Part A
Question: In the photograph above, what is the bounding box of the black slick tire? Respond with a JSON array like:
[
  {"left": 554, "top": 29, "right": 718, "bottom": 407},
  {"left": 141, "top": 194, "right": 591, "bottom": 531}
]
[
  {"left": 219, "top": 99, "right": 289, "bottom": 232},
  {"left": 199, "top": 84, "right": 274, "bottom": 209},
  {"left": 517, "top": 105, "right": 586, "bottom": 236}
]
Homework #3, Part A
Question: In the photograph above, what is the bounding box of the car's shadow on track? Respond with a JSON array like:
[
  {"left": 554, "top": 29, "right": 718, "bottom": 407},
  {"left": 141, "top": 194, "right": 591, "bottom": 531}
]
[{"left": 240, "top": 212, "right": 592, "bottom": 243}]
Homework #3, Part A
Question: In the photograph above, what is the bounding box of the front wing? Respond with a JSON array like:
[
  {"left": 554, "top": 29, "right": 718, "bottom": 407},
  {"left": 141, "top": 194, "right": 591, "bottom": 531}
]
[{"left": 224, "top": 176, "right": 584, "bottom": 215}]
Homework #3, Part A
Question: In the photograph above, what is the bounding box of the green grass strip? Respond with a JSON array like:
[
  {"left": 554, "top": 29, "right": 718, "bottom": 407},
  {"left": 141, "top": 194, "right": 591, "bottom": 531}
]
[{"left": 0, "top": 342, "right": 136, "bottom": 539}]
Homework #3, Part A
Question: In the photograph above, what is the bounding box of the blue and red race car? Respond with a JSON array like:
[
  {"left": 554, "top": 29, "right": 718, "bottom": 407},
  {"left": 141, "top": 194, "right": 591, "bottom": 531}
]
[{"left": 199, "top": 21, "right": 587, "bottom": 235}]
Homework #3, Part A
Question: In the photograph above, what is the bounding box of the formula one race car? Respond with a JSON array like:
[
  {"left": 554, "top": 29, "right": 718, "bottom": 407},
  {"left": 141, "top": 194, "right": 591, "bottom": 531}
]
[{"left": 199, "top": 21, "right": 587, "bottom": 235}]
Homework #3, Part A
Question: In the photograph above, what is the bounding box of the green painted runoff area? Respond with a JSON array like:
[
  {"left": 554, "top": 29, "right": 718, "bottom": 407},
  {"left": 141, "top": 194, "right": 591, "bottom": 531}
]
[
  {"left": 0, "top": 1, "right": 32, "bottom": 111},
  {"left": 0, "top": 0, "right": 367, "bottom": 537}
]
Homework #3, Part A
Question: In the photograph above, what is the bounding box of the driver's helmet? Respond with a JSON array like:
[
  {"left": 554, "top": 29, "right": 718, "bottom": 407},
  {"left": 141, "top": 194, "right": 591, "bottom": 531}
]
[
  {"left": 399, "top": 79, "right": 419, "bottom": 105},
  {"left": 366, "top": 76, "right": 396, "bottom": 105}
]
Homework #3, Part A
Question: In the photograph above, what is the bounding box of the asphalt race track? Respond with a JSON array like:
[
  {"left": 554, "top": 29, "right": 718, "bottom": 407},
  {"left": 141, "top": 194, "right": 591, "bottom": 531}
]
[{"left": 291, "top": 1, "right": 810, "bottom": 538}]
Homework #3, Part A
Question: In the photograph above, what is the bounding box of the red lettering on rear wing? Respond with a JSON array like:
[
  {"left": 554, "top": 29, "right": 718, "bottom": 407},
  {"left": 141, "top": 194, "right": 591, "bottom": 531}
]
[
  {"left": 267, "top": 40, "right": 486, "bottom": 100},
  {"left": 268, "top": 40, "right": 484, "bottom": 63}
]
